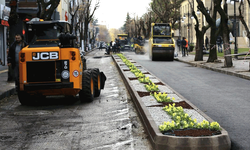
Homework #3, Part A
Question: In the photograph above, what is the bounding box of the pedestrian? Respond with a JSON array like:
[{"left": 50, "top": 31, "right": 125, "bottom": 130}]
[
  {"left": 185, "top": 38, "right": 189, "bottom": 56},
  {"left": 205, "top": 36, "right": 209, "bottom": 50},
  {"left": 176, "top": 37, "right": 181, "bottom": 53},
  {"left": 7, "top": 34, "right": 27, "bottom": 91},
  {"left": 112, "top": 41, "right": 116, "bottom": 53},
  {"left": 109, "top": 41, "right": 112, "bottom": 55},
  {"left": 181, "top": 37, "right": 187, "bottom": 56},
  {"left": 116, "top": 40, "right": 121, "bottom": 53},
  {"left": 216, "top": 36, "right": 223, "bottom": 53}
]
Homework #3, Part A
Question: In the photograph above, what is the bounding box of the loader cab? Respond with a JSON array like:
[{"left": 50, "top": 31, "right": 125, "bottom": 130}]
[{"left": 26, "top": 20, "right": 71, "bottom": 47}]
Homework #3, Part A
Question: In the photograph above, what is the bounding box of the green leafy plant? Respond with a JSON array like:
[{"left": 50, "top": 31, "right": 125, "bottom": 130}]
[
  {"left": 130, "top": 65, "right": 139, "bottom": 72},
  {"left": 159, "top": 103, "right": 222, "bottom": 132},
  {"left": 135, "top": 72, "right": 145, "bottom": 78},
  {"left": 152, "top": 92, "right": 175, "bottom": 102},
  {"left": 145, "top": 83, "right": 159, "bottom": 92},
  {"left": 138, "top": 77, "right": 151, "bottom": 83}
]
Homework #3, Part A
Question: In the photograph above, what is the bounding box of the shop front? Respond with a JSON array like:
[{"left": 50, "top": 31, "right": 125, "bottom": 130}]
[{"left": 0, "top": 4, "right": 10, "bottom": 66}]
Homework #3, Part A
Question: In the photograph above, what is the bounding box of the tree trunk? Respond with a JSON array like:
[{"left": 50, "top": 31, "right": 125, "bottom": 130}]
[
  {"left": 80, "top": 22, "right": 84, "bottom": 49},
  {"left": 221, "top": 3, "right": 232, "bottom": 67},
  {"left": 84, "top": 19, "right": 89, "bottom": 51},
  {"left": 207, "top": 25, "right": 218, "bottom": 62},
  {"left": 194, "top": 30, "right": 204, "bottom": 61},
  {"left": 221, "top": 20, "right": 232, "bottom": 67}
]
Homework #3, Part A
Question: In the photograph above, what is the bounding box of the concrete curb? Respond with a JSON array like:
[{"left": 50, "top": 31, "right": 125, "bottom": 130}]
[
  {"left": 112, "top": 55, "right": 231, "bottom": 150},
  {"left": 0, "top": 88, "right": 15, "bottom": 101},
  {"left": 174, "top": 57, "right": 250, "bottom": 80}
]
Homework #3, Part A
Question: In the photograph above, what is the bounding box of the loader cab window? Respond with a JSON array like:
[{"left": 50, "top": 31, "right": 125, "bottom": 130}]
[
  {"left": 35, "top": 25, "right": 59, "bottom": 40},
  {"left": 28, "top": 24, "right": 62, "bottom": 47}
]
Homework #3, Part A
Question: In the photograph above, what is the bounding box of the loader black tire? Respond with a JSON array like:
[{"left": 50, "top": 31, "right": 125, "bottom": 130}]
[
  {"left": 79, "top": 70, "right": 95, "bottom": 103},
  {"left": 18, "top": 91, "right": 32, "bottom": 105},
  {"left": 88, "top": 68, "right": 101, "bottom": 97}
]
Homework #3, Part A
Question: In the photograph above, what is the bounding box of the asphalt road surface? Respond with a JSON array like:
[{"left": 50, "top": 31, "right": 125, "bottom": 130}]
[
  {"left": 126, "top": 51, "right": 250, "bottom": 150},
  {"left": 0, "top": 49, "right": 152, "bottom": 150}
]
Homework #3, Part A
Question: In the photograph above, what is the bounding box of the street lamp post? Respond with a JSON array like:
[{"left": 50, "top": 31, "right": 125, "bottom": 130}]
[
  {"left": 183, "top": 6, "right": 193, "bottom": 47},
  {"left": 227, "top": 0, "right": 241, "bottom": 59},
  {"left": 188, "top": 6, "right": 190, "bottom": 47},
  {"left": 179, "top": 17, "right": 181, "bottom": 39},
  {"left": 233, "top": 0, "right": 238, "bottom": 59}
]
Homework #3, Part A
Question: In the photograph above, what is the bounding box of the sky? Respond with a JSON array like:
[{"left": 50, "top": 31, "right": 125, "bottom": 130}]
[{"left": 92, "top": 0, "right": 152, "bottom": 29}]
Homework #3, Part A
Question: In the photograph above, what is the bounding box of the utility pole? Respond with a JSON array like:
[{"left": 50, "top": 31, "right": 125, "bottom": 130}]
[
  {"left": 188, "top": 6, "right": 190, "bottom": 47},
  {"left": 233, "top": 0, "right": 238, "bottom": 59}
]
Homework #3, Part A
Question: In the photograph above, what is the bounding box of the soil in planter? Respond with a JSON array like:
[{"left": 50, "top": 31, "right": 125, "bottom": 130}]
[
  {"left": 137, "top": 91, "right": 165, "bottom": 97},
  {"left": 148, "top": 101, "right": 193, "bottom": 109},
  {"left": 163, "top": 129, "right": 221, "bottom": 137},
  {"left": 123, "top": 69, "right": 130, "bottom": 71},
  {"left": 143, "top": 72, "right": 150, "bottom": 74},
  {"left": 128, "top": 77, "right": 138, "bottom": 80},
  {"left": 137, "top": 91, "right": 151, "bottom": 97},
  {"left": 154, "top": 82, "right": 164, "bottom": 85},
  {"left": 141, "top": 82, "right": 164, "bottom": 85}
]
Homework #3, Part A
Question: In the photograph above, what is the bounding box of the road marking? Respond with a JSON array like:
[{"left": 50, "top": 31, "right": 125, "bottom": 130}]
[{"left": 0, "top": 69, "right": 8, "bottom": 74}]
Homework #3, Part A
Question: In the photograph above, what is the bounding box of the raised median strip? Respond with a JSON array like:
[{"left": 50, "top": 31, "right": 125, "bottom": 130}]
[{"left": 112, "top": 54, "right": 231, "bottom": 150}]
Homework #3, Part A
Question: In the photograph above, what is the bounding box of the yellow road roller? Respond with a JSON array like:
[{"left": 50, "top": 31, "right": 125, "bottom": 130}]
[{"left": 149, "top": 23, "right": 175, "bottom": 61}]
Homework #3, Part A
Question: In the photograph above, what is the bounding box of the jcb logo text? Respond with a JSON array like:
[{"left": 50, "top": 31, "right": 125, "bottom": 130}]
[{"left": 32, "top": 52, "right": 59, "bottom": 60}]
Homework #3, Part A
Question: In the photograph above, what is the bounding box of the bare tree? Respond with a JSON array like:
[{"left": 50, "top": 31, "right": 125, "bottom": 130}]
[
  {"left": 37, "top": 0, "right": 60, "bottom": 20},
  {"left": 238, "top": 0, "right": 250, "bottom": 43},
  {"left": 98, "top": 25, "right": 111, "bottom": 43},
  {"left": 142, "top": 12, "right": 152, "bottom": 39},
  {"left": 69, "top": 0, "right": 79, "bottom": 34},
  {"left": 151, "top": 0, "right": 184, "bottom": 26},
  {"left": 83, "top": 0, "right": 99, "bottom": 51},
  {"left": 196, "top": 0, "right": 218, "bottom": 63},
  {"left": 192, "top": 0, "right": 210, "bottom": 61},
  {"left": 216, "top": 0, "right": 232, "bottom": 67}
]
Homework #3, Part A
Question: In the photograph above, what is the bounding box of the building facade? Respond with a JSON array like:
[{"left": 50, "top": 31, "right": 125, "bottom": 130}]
[
  {"left": 180, "top": 0, "right": 249, "bottom": 48},
  {"left": 0, "top": 1, "right": 10, "bottom": 66}
]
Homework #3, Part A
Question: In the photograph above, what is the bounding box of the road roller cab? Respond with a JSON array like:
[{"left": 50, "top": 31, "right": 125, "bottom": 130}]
[
  {"left": 149, "top": 23, "right": 175, "bottom": 61},
  {"left": 17, "top": 20, "right": 106, "bottom": 105}
]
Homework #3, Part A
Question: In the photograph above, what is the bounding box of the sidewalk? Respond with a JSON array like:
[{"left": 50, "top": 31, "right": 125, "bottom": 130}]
[
  {"left": 175, "top": 54, "right": 250, "bottom": 80},
  {"left": 0, "top": 65, "right": 15, "bottom": 100}
]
